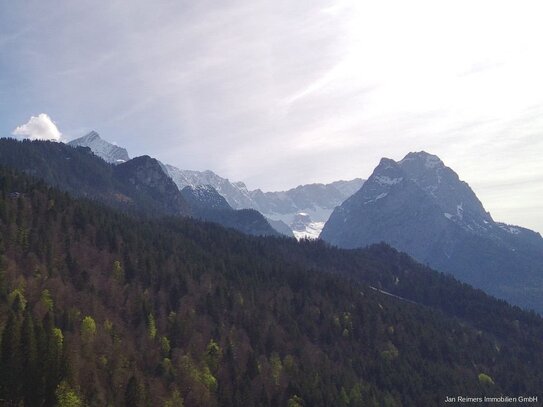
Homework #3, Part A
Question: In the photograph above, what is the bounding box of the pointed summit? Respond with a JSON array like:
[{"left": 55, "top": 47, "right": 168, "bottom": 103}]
[{"left": 68, "top": 131, "right": 130, "bottom": 164}]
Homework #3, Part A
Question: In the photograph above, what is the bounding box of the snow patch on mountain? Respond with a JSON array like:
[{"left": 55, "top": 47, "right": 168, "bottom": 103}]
[
  {"left": 293, "top": 222, "right": 325, "bottom": 240},
  {"left": 290, "top": 212, "right": 325, "bottom": 240},
  {"left": 375, "top": 175, "right": 403, "bottom": 186},
  {"left": 498, "top": 224, "right": 521, "bottom": 235}
]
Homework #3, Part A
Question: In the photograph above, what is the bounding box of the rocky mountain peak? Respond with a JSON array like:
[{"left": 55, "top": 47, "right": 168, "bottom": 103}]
[
  {"left": 67, "top": 131, "right": 130, "bottom": 164},
  {"left": 321, "top": 152, "right": 543, "bottom": 311}
]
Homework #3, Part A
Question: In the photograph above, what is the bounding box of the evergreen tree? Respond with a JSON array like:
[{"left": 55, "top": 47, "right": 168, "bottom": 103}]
[
  {"left": 21, "top": 310, "right": 39, "bottom": 406},
  {"left": 0, "top": 311, "right": 22, "bottom": 402}
]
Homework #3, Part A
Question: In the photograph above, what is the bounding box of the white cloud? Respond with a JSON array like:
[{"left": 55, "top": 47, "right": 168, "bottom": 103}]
[{"left": 12, "top": 113, "right": 62, "bottom": 141}]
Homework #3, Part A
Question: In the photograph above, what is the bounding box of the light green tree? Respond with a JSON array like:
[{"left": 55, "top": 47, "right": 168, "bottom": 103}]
[
  {"left": 163, "top": 389, "right": 184, "bottom": 407},
  {"left": 112, "top": 260, "right": 124, "bottom": 283},
  {"left": 161, "top": 336, "right": 171, "bottom": 356},
  {"left": 41, "top": 289, "right": 54, "bottom": 311},
  {"left": 55, "top": 381, "right": 83, "bottom": 407},
  {"left": 478, "top": 373, "right": 495, "bottom": 385},
  {"left": 81, "top": 316, "right": 97, "bottom": 341},
  {"left": 270, "top": 353, "right": 282, "bottom": 385},
  {"left": 205, "top": 339, "right": 222, "bottom": 371},
  {"left": 147, "top": 313, "right": 157, "bottom": 340}
]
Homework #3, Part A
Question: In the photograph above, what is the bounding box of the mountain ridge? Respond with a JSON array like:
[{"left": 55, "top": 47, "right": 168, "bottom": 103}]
[
  {"left": 0, "top": 138, "right": 279, "bottom": 237},
  {"left": 65, "top": 133, "right": 363, "bottom": 237},
  {"left": 163, "top": 164, "right": 364, "bottom": 237}
]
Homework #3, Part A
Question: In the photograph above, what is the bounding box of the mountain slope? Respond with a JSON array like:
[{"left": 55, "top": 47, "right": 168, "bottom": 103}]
[
  {"left": 180, "top": 185, "right": 232, "bottom": 211},
  {"left": 64, "top": 136, "right": 362, "bottom": 237},
  {"left": 114, "top": 155, "right": 191, "bottom": 216},
  {"left": 68, "top": 131, "right": 130, "bottom": 164},
  {"left": 0, "top": 138, "right": 189, "bottom": 217},
  {"left": 164, "top": 164, "right": 363, "bottom": 236},
  {"left": 321, "top": 151, "right": 543, "bottom": 312},
  {"left": 165, "top": 165, "right": 256, "bottom": 209},
  {"left": 1, "top": 168, "right": 543, "bottom": 406},
  {"left": 180, "top": 185, "right": 280, "bottom": 237},
  {"left": 0, "top": 139, "right": 280, "bottom": 237},
  {"left": 251, "top": 179, "right": 364, "bottom": 218}
]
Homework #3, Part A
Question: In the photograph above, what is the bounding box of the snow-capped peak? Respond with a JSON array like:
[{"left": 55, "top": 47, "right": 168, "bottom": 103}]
[{"left": 67, "top": 131, "right": 130, "bottom": 164}]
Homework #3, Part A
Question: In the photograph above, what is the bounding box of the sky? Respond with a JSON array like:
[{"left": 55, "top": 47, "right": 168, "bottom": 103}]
[{"left": 1, "top": 0, "right": 542, "bottom": 233}]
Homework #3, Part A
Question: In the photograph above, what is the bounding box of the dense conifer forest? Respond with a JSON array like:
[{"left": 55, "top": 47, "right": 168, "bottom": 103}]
[{"left": 1, "top": 167, "right": 542, "bottom": 406}]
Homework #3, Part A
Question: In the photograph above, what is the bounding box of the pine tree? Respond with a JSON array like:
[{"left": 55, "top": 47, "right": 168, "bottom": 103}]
[
  {"left": 21, "top": 310, "right": 39, "bottom": 406},
  {"left": 125, "top": 376, "right": 143, "bottom": 407},
  {"left": 0, "top": 311, "right": 22, "bottom": 402}
]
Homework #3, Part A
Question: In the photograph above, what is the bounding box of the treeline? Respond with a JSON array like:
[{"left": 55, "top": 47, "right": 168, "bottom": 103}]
[{"left": 0, "top": 167, "right": 543, "bottom": 406}]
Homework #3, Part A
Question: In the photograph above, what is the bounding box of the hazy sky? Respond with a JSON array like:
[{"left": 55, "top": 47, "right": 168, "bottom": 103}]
[{"left": 1, "top": 0, "right": 542, "bottom": 232}]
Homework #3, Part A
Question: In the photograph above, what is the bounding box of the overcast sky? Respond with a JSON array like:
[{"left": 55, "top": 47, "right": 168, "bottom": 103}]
[{"left": 1, "top": 0, "right": 542, "bottom": 232}]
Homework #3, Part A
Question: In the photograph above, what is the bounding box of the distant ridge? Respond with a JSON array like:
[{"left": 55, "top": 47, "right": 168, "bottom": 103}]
[{"left": 164, "top": 163, "right": 364, "bottom": 237}]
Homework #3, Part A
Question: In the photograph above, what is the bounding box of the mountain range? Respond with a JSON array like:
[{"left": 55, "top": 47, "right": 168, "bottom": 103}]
[
  {"left": 321, "top": 151, "right": 543, "bottom": 312},
  {"left": 62, "top": 133, "right": 543, "bottom": 312},
  {"left": 166, "top": 164, "right": 363, "bottom": 237},
  {"left": 70, "top": 131, "right": 363, "bottom": 237},
  {"left": 0, "top": 138, "right": 279, "bottom": 238}
]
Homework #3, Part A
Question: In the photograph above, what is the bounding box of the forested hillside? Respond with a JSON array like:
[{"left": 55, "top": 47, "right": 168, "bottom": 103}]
[
  {"left": 0, "top": 138, "right": 186, "bottom": 217},
  {"left": 0, "top": 139, "right": 278, "bottom": 237},
  {"left": 1, "top": 168, "right": 543, "bottom": 406}
]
